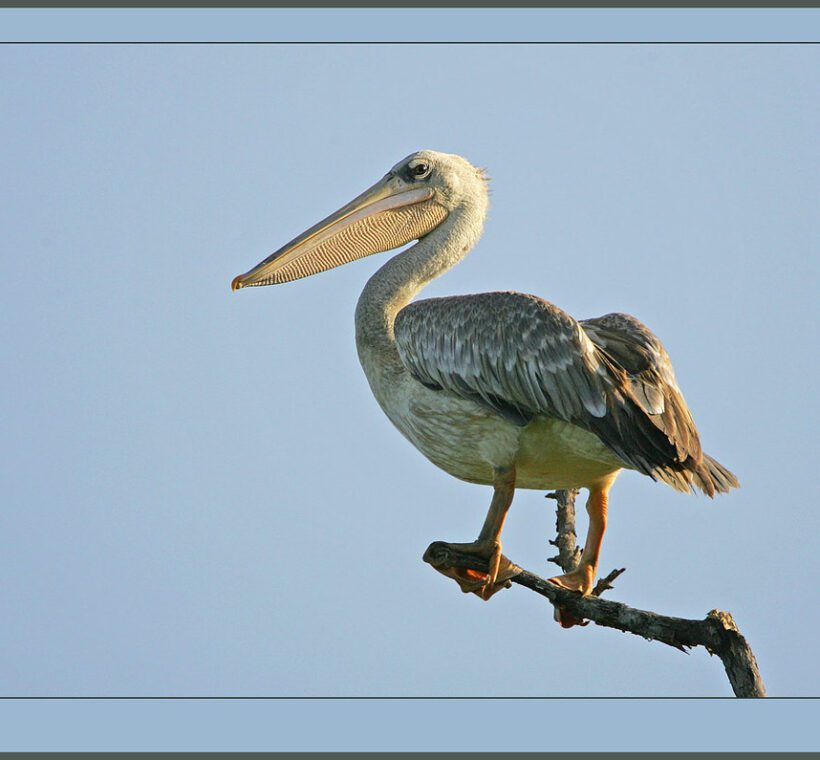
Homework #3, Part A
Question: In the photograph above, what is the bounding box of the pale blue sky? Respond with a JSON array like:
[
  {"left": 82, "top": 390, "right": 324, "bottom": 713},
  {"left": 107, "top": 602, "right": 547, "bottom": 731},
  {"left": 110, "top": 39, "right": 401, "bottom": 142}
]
[{"left": 1, "top": 7, "right": 819, "bottom": 753}]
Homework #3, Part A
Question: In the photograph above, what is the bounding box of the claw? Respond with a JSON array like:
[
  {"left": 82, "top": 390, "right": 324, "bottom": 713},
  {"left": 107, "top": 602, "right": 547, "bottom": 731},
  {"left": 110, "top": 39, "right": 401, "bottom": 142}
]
[{"left": 552, "top": 604, "right": 590, "bottom": 628}]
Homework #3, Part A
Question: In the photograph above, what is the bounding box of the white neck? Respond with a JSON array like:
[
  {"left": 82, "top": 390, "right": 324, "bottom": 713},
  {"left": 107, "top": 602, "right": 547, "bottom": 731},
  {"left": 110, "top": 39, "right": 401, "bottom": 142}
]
[{"left": 354, "top": 198, "right": 488, "bottom": 358}]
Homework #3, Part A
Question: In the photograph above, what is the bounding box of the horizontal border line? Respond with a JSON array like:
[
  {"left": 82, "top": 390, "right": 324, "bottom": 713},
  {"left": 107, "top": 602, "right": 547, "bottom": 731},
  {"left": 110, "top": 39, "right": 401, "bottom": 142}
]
[
  {"left": 1, "top": 40, "right": 819, "bottom": 44},
  {"left": 3, "top": 2, "right": 820, "bottom": 6},
  {"left": 0, "top": 695, "right": 812, "bottom": 700}
]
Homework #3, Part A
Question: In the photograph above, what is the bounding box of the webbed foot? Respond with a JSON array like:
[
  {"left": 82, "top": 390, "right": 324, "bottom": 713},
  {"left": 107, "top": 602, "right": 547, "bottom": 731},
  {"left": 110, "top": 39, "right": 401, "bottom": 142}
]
[
  {"left": 547, "top": 565, "right": 595, "bottom": 595},
  {"left": 547, "top": 565, "right": 595, "bottom": 628},
  {"left": 423, "top": 540, "right": 521, "bottom": 600}
]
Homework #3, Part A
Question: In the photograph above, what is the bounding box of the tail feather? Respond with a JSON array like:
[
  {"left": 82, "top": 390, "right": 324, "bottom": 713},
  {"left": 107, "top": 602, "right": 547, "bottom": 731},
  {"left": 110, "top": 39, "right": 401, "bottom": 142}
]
[
  {"left": 692, "top": 454, "right": 740, "bottom": 498},
  {"left": 650, "top": 453, "right": 739, "bottom": 497},
  {"left": 698, "top": 453, "right": 740, "bottom": 495}
]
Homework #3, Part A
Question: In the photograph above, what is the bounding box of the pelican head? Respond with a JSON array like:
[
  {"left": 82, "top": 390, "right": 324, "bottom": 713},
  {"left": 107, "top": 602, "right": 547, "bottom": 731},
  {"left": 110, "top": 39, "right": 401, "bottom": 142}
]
[{"left": 231, "top": 150, "right": 488, "bottom": 290}]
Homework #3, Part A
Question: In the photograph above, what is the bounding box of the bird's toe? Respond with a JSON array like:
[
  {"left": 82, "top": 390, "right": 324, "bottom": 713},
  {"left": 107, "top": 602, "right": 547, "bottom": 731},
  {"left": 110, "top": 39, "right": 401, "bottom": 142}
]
[{"left": 423, "top": 540, "right": 519, "bottom": 600}]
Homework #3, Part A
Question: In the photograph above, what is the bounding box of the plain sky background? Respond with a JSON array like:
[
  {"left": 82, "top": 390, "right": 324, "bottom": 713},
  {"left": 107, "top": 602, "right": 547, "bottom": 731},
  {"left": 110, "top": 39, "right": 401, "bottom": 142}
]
[{"left": 1, "top": 6, "right": 819, "bottom": 753}]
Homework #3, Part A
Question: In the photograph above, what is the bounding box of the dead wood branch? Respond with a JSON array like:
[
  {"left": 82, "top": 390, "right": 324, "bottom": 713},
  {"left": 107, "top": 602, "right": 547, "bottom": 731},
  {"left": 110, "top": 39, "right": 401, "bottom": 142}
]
[
  {"left": 546, "top": 488, "right": 624, "bottom": 599},
  {"left": 425, "top": 488, "right": 765, "bottom": 697},
  {"left": 546, "top": 489, "right": 582, "bottom": 573}
]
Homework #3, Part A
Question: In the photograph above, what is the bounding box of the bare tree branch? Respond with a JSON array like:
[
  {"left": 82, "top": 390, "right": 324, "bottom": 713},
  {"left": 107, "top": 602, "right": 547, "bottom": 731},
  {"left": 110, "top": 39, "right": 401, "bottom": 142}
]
[
  {"left": 546, "top": 488, "right": 624, "bottom": 599},
  {"left": 546, "top": 489, "right": 582, "bottom": 574},
  {"left": 591, "top": 566, "right": 627, "bottom": 597},
  {"left": 424, "top": 488, "right": 766, "bottom": 697}
]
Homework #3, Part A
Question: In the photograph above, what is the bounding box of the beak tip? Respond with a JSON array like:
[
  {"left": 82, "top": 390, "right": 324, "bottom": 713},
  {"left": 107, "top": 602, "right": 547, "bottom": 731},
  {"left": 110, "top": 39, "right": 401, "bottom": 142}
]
[{"left": 231, "top": 275, "right": 244, "bottom": 292}]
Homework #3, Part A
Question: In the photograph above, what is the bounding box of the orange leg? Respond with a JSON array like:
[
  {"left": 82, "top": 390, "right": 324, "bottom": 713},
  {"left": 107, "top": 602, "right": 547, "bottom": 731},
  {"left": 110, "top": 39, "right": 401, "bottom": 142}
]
[
  {"left": 424, "top": 466, "right": 519, "bottom": 600},
  {"left": 548, "top": 485, "right": 609, "bottom": 596}
]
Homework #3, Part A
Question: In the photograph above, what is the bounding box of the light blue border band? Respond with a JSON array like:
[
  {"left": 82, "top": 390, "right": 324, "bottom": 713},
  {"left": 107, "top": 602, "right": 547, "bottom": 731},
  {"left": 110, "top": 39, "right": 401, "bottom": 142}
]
[
  {"left": 1, "top": 698, "right": 818, "bottom": 752},
  {"left": 1, "top": 7, "right": 818, "bottom": 753},
  {"left": 0, "top": 8, "right": 818, "bottom": 43}
]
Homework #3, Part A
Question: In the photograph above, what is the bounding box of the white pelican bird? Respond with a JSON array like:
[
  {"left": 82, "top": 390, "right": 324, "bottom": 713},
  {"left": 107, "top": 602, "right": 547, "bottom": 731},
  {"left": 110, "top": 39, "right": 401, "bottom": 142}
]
[{"left": 232, "top": 150, "right": 738, "bottom": 616}]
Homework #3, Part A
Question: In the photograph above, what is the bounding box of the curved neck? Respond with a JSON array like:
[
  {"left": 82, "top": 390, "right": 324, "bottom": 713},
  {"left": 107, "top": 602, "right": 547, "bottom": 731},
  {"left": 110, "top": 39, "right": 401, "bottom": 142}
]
[{"left": 355, "top": 199, "right": 487, "bottom": 354}]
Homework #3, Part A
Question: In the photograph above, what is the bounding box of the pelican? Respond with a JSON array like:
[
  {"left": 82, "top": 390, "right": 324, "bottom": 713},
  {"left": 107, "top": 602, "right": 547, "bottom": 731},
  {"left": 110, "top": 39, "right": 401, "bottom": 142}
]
[{"left": 232, "top": 150, "right": 738, "bottom": 618}]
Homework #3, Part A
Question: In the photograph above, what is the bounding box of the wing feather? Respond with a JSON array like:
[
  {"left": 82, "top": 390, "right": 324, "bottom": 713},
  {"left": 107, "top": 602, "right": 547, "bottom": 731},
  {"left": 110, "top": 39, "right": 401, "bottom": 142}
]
[{"left": 394, "top": 293, "right": 738, "bottom": 495}]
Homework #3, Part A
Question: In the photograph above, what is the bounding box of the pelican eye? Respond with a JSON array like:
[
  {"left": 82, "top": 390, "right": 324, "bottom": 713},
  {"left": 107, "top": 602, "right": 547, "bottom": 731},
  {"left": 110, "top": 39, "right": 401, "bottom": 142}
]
[{"left": 409, "top": 162, "right": 431, "bottom": 179}]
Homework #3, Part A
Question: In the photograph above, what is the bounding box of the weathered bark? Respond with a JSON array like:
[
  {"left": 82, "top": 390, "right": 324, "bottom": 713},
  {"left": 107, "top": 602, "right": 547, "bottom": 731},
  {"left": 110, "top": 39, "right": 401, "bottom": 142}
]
[
  {"left": 547, "top": 488, "right": 582, "bottom": 573},
  {"left": 424, "top": 489, "right": 765, "bottom": 698},
  {"left": 546, "top": 489, "right": 626, "bottom": 597}
]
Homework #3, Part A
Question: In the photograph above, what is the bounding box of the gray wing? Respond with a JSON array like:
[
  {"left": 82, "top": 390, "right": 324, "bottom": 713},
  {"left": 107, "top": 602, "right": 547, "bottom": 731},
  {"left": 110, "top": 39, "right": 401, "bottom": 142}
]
[
  {"left": 580, "top": 312, "right": 738, "bottom": 495},
  {"left": 580, "top": 312, "right": 701, "bottom": 463},
  {"left": 395, "top": 293, "right": 738, "bottom": 495}
]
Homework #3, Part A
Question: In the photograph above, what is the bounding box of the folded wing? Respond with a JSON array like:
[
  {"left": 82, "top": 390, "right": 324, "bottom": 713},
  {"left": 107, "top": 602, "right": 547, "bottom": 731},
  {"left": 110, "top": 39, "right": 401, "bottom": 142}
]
[{"left": 394, "top": 292, "right": 737, "bottom": 495}]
